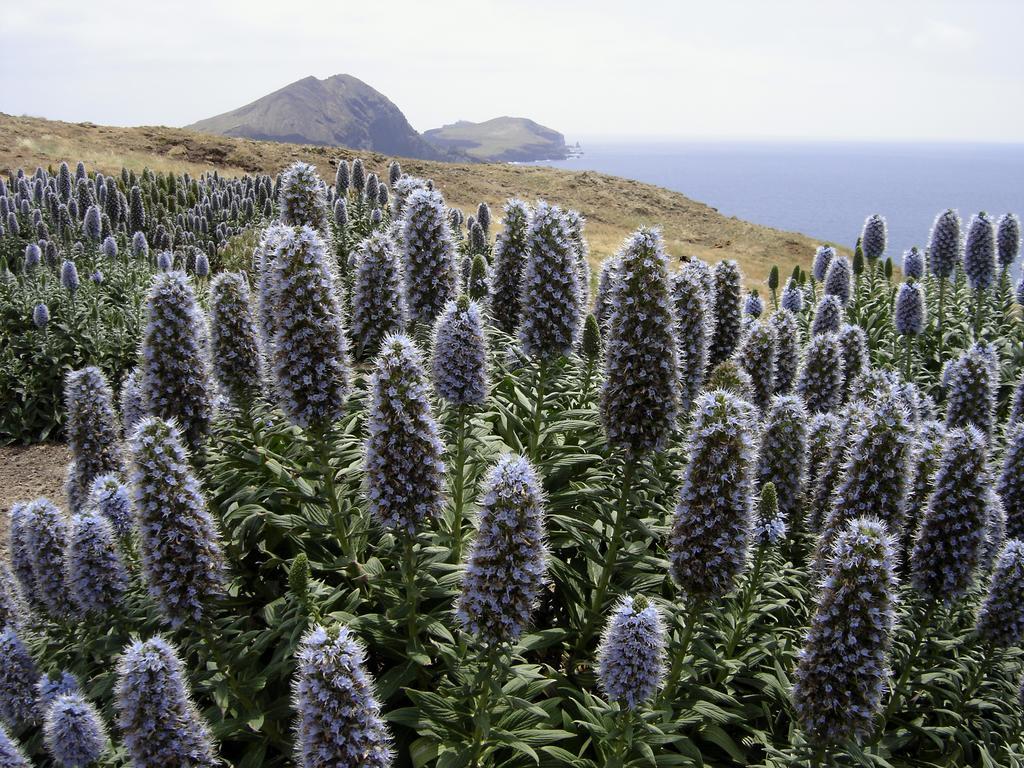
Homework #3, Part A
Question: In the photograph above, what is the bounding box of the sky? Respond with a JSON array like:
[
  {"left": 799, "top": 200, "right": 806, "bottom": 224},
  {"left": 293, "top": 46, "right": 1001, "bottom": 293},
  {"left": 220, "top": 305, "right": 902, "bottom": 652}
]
[{"left": 4, "top": 0, "right": 1023, "bottom": 143}]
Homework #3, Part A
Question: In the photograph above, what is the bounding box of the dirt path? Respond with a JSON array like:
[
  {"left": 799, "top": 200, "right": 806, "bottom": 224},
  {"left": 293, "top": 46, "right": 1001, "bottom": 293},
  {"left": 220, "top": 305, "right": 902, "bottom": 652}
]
[{"left": 0, "top": 443, "right": 70, "bottom": 548}]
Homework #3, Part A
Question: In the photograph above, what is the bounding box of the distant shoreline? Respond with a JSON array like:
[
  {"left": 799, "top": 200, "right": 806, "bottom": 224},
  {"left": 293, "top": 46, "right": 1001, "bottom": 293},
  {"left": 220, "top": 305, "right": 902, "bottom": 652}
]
[{"left": 530, "top": 140, "right": 1024, "bottom": 263}]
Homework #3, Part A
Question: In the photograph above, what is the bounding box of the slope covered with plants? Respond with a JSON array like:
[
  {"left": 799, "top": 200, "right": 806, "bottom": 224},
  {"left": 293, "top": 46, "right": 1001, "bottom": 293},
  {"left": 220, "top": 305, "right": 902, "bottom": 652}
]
[{"left": 2, "top": 156, "right": 1024, "bottom": 768}]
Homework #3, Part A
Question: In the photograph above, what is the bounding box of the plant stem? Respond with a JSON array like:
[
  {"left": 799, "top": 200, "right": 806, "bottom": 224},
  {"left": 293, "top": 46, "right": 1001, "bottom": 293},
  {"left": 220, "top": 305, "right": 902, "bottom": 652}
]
[
  {"left": 403, "top": 534, "right": 419, "bottom": 645},
  {"left": 903, "top": 335, "right": 913, "bottom": 381},
  {"left": 716, "top": 546, "right": 766, "bottom": 686},
  {"left": 610, "top": 708, "right": 634, "bottom": 767},
  {"left": 570, "top": 456, "right": 635, "bottom": 667},
  {"left": 528, "top": 359, "right": 548, "bottom": 460},
  {"left": 451, "top": 404, "right": 468, "bottom": 561},
  {"left": 316, "top": 426, "right": 350, "bottom": 560},
  {"left": 661, "top": 598, "right": 705, "bottom": 705},
  {"left": 973, "top": 288, "right": 984, "bottom": 341},
  {"left": 937, "top": 277, "right": 946, "bottom": 362},
  {"left": 470, "top": 650, "right": 498, "bottom": 768},
  {"left": 579, "top": 360, "right": 595, "bottom": 408},
  {"left": 878, "top": 602, "right": 937, "bottom": 734}
]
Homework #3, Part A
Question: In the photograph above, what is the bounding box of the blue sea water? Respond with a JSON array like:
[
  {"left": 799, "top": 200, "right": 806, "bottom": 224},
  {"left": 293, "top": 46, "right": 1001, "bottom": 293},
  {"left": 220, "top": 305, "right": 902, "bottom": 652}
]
[{"left": 535, "top": 141, "right": 1024, "bottom": 267}]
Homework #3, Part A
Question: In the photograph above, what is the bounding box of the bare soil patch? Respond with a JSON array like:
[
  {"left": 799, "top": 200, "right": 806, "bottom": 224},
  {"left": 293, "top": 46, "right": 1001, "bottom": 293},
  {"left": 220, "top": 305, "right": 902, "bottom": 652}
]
[{"left": 0, "top": 443, "right": 69, "bottom": 548}]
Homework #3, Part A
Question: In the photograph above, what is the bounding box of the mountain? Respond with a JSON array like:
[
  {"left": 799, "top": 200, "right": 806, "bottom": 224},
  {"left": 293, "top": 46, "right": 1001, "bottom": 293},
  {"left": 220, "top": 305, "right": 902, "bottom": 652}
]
[
  {"left": 185, "top": 74, "right": 446, "bottom": 160},
  {"left": 423, "top": 117, "right": 569, "bottom": 162}
]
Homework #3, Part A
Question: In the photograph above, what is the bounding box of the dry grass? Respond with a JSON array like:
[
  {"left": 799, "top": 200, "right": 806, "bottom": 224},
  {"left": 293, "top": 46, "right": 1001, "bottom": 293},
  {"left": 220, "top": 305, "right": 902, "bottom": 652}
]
[{"left": 0, "top": 113, "right": 826, "bottom": 286}]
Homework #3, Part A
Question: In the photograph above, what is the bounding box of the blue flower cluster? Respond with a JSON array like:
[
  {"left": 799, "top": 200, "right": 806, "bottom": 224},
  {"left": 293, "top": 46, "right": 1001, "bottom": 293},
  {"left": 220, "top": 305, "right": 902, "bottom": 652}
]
[
  {"left": 43, "top": 692, "right": 108, "bottom": 768},
  {"left": 0, "top": 724, "right": 28, "bottom": 766},
  {"left": 928, "top": 209, "right": 962, "bottom": 279},
  {"left": 769, "top": 307, "right": 800, "bottom": 395},
  {"left": 432, "top": 297, "right": 488, "bottom": 407},
  {"left": 565, "top": 209, "right": 591, "bottom": 305},
  {"left": 744, "top": 291, "right": 764, "bottom": 318},
  {"left": 754, "top": 481, "right": 786, "bottom": 546},
  {"left": 811, "top": 295, "right": 843, "bottom": 337},
  {"left": 255, "top": 223, "right": 288, "bottom": 356},
  {"left": 823, "top": 255, "right": 852, "bottom": 306},
  {"left": 894, "top": 281, "right": 926, "bottom": 336},
  {"left": 975, "top": 539, "right": 1024, "bottom": 647},
  {"left": 279, "top": 161, "right": 330, "bottom": 232},
  {"left": 944, "top": 343, "right": 996, "bottom": 438},
  {"left": 0, "top": 626, "right": 39, "bottom": 727},
  {"left": 60, "top": 259, "right": 79, "bottom": 294},
  {"left": 33, "top": 302, "right": 49, "bottom": 328},
  {"left": 797, "top": 333, "right": 844, "bottom": 414},
  {"left": 115, "top": 636, "right": 218, "bottom": 767},
  {"left": 593, "top": 258, "right": 620, "bottom": 328},
  {"left": 670, "top": 267, "right": 710, "bottom": 416},
  {"left": 489, "top": 199, "right": 531, "bottom": 333},
  {"left": 139, "top": 271, "right": 213, "bottom": 452},
  {"left": 982, "top": 490, "right": 1007, "bottom": 572},
  {"left": 838, "top": 324, "right": 867, "bottom": 402},
  {"left": 401, "top": 188, "right": 457, "bottom": 326},
  {"left": 7, "top": 504, "right": 37, "bottom": 612},
  {"left": 793, "top": 517, "right": 897, "bottom": 745},
  {"left": 209, "top": 271, "right": 263, "bottom": 409},
  {"left": 601, "top": 228, "right": 679, "bottom": 454},
  {"left": 22, "top": 498, "right": 70, "bottom": 618},
  {"left": 861, "top": 214, "right": 887, "bottom": 261},
  {"left": 597, "top": 595, "right": 666, "bottom": 710},
  {"left": 902, "top": 247, "right": 925, "bottom": 280},
  {"left": 708, "top": 260, "right": 743, "bottom": 368},
  {"left": 364, "top": 335, "right": 447, "bottom": 535},
  {"left": 129, "top": 417, "right": 226, "bottom": 626},
  {"left": 64, "top": 366, "right": 125, "bottom": 512},
  {"left": 910, "top": 426, "right": 989, "bottom": 601},
  {"left": 814, "top": 392, "right": 911, "bottom": 573},
  {"left": 964, "top": 212, "right": 996, "bottom": 292},
  {"left": 119, "top": 367, "right": 144, "bottom": 436},
  {"left": 903, "top": 420, "right": 946, "bottom": 555},
  {"left": 85, "top": 473, "right": 133, "bottom": 544},
  {"left": 999, "top": 422, "right": 1024, "bottom": 540},
  {"left": 456, "top": 455, "right": 548, "bottom": 646},
  {"left": 67, "top": 509, "right": 129, "bottom": 618},
  {"left": 293, "top": 624, "right": 393, "bottom": 768},
  {"left": 811, "top": 246, "right": 835, "bottom": 283},
  {"left": 757, "top": 395, "right": 808, "bottom": 533},
  {"left": 670, "top": 390, "right": 754, "bottom": 600},
  {"left": 805, "top": 412, "right": 840, "bottom": 529},
  {"left": 997, "top": 213, "right": 1021, "bottom": 269},
  {"left": 781, "top": 277, "right": 804, "bottom": 313},
  {"left": 37, "top": 671, "right": 80, "bottom": 716},
  {"left": 0, "top": 560, "right": 26, "bottom": 632},
  {"left": 519, "top": 201, "right": 583, "bottom": 360},
  {"left": 737, "top": 320, "right": 776, "bottom": 413},
  {"left": 350, "top": 230, "right": 407, "bottom": 361},
  {"left": 267, "top": 226, "right": 351, "bottom": 430},
  {"left": 1010, "top": 371, "right": 1024, "bottom": 426}
]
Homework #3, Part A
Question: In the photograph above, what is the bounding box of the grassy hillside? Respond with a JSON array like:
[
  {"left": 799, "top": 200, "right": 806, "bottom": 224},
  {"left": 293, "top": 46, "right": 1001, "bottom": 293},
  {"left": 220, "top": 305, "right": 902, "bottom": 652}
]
[
  {"left": 0, "top": 113, "right": 824, "bottom": 285},
  {"left": 423, "top": 117, "right": 567, "bottom": 162}
]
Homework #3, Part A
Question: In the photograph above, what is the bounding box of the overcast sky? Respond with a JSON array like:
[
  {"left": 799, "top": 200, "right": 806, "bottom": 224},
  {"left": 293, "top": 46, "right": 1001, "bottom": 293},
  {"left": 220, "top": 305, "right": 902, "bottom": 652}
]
[{"left": 4, "top": 0, "right": 1022, "bottom": 142}]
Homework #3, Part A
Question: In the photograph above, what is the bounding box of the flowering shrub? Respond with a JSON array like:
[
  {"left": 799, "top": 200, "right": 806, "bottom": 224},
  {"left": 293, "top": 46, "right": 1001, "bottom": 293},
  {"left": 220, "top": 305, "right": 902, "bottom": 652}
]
[{"left": 2, "top": 160, "right": 1024, "bottom": 768}]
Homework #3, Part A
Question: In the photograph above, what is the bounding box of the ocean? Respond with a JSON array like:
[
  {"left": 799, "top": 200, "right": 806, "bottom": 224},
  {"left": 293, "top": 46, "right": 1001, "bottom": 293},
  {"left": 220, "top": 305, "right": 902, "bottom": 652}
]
[{"left": 534, "top": 141, "right": 1024, "bottom": 266}]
